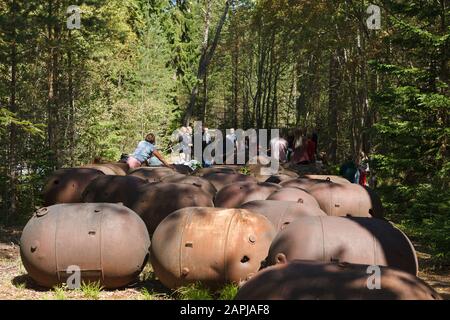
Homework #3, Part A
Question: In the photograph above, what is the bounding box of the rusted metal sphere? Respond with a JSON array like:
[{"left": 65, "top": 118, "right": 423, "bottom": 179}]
[
  {"left": 267, "top": 187, "right": 320, "bottom": 208},
  {"left": 202, "top": 172, "right": 257, "bottom": 191},
  {"left": 265, "top": 174, "right": 298, "bottom": 184},
  {"left": 194, "top": 167, "right": 237, "bottom": 177},
  {"left": 83, "top": 163, "right": 128, "bottom": 176},
  {"left": 240, "top": 200, "right": 327, "bottom": 233},
  {"left": 267, "top": 216, "right": 418, "bottom": 275},
  {"left": 20, "top": 203, "right": 150, "bottom": 289},
  {"left": 214, "top": 182, "right": 281, "bottom": 208},
  {"left": 173, "top": 164, "right": 194, "bottom": 175},
  {"left": 235, "top": 261, "right": 441, "bottom": 300},
  {"left": 82, "top": 175, "right": 148, "bottom": 207},
  {"left": 303, "top": 175, "right": 351, "bottom": 184},
  {"left": 128, "top": 167, "right": 177, "bottom": 183},
  {"left": 308, "top": 182, "right": 384, "bottom": 218},
  {"left": 279, "top": 178, "right": 327, "bottom": 190},
  {"left": 131, "top": 183, "right": 214, "bottom": 235},
  {"left": 151, "top": 207, "right": 276, "bottom": 289},
  {"left": 42, "top": 168, "right": 105, "bottom": 206},
  {"left": 159, "top": 175, "right": 217, "bottom": 197}
]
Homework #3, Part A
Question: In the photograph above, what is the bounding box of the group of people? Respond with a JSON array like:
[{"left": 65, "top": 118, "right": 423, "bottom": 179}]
[
  {"left": 269, "top": 128, "right": 319, "bottom": 165},
  {"left": 340, "top": 153, "right": 371, "bottom": 187}
]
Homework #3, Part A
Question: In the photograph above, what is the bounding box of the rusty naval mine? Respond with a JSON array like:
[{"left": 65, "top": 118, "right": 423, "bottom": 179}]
[
  {"left": 131, "top": 182, "right": 214, "bottom": 235},
  {"left": 266, "top": 216, "right": 418, "bottom": 275},
  {"left": 159, "top": 175, "right": 217, "bottom": 197},
  {"left": 266, "top": 187, "right": 320, "bottom": 207},
  {"left": 83, "top": 162, "right": 129, "bottom": 176},
  {"left": 307, "top": 182, "right": 384, "bottom": 218},
  {"left": 20, "top": 203, "right": 151, "bottom": 289},
  {"left": 128, "top": 167, "right": 178, "bottom": 183},
  {"left": 235, "top": 261, "right": 442, "bottom": 300},
  {"left": 81, "top": 175, "right": 148, "bottom": 208},
  {"left": 201, "top": 172, "right": 257, "bottom": 191},
  {"left": 240, "top": 200, "right": 326, "bottom": 233},
  {"left": 42, "top": 168, "right": 105, "bottom": 206},
  {"left": 214, "top": 182, "right": 281, "bottom": 208},
  {"left": 150, "top": 207, "right": 276, "bottom": 289}
]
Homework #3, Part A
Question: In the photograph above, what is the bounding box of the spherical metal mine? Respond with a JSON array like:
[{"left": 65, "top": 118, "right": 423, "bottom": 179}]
[
  {"left": 150, "top": 207, "right": 276, "bottom": 289},
  {"left": 202, "top": 172, "right": 257, "bottom": 191},
  {"left": 160, "top": 175, "right": 217, "bottom": 197},
  {"left": 265, "top": 174, "right": 298, "bottom": 184},
  {"left": 303, "top": 175, "right": 351, "bottom": 184},
  {"left": 131, "top": 183, "right": 214, "bottom": 235},
  {"left": 20, "top": 203, "right": 150, "bottom": 289},
  {"left": 240, "top": 200, "right": 326, "bottom": 233},
  {"left": 214, "top": 182, "right": 281, "bottom": 208},
  {"left": 308, "top": 182, "right": 384, "bottom": 218},
  {"left": 267, "top": 216, "right": 418, "bottom": 275},
  {"left": 42, "top": 168, "right": 105, "bottom": 206},
  {"left": 194, "top": 167, "right": 237, "bottom": 177},
  {"left": 279, "top": 178, "right": 327, "bottom": 191},
  {"left": 267, "top": 187, "right": 319, "bottom": 208},
  {"left": 128, "top": 167, "right": 178, "bottom": 183},
  {"left": 82, "top": 175, "right": 148, "bottom": 207},
  {"left": 83, "top": 163, "right": 128, "bottom": 176},
  {"left": 235, "top": 261, "right": 441, "bottom": 300}
]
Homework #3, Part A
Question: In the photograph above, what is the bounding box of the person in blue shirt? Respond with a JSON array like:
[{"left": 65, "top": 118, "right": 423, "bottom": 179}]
[{"left": 127, "top": 133, "right": 173, "bottom": 169}]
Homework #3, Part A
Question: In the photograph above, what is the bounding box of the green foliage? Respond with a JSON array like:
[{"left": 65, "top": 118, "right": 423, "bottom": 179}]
[
  {"left": 79, "top": 281, "right": 103, "bottom": 300},
  {"left": 176, "top": 283, "right": 214, "bottom": 300},
  {"left": 217, "top": 283, "right": 239, "bottom": 300},
  {"left": 52, "top": 285, "right": 68, "bottom": 300}
]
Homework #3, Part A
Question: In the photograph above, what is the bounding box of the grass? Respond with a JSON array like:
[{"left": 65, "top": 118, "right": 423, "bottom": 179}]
[
  {"left": 53, "top": 285, "right": 68, "bottom": 300},
  {"left": 176, "top": 283, "right": 214, "bottom": 300},
  {"left": 217, "top": 283, "right": 239, "bottom": 300},
  {"left": 79, "top": 281, "right": 103, "bottom": 300}
]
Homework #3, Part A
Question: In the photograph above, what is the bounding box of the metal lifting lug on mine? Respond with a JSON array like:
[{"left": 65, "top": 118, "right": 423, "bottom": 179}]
[
  {"left": 235, "top": 260, "right": 442, "bottom": 300},
  {"left": 266, "top": 216, "right": 418, "bottom": 275},
  {"left": 131, "top": 182, "right": 214, "bottom": 235},
  {"left": 214, "top": 182, "right": 281, "bottom": 208},
  {"left": 150, "top": 207, "right": 276, "bottom": 289},
  {"left": 20, "top": 203, "right": 151, "bottom": 289},
  {"left": 42, "top": 168, "right": 105, "bottom": 206}
]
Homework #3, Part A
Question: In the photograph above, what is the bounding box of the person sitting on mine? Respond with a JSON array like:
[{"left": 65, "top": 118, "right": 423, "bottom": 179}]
[{"left": 127, "top": 133, "right": 173, "bottom": 169}]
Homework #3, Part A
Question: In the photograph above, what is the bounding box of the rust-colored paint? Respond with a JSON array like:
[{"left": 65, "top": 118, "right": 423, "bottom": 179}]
[
  {"left": 128, "top": 167, "right": 177, "bottom": 183},
  {"left": 214, "top": 182, "right": 281, "bottom": 208},
  {"left": 82, "top": 175, "right": 147, "bottom": 208},
  {"left": 42, "top": 168, "right": 105, "bottom": 206},
  {"left": 202, "top": 172, "right": 257, "bottom": 191},
  {"left": 150, "top": 207, "right": 276, "bottom": 289},
  {"left": 160, "top": 175, "right": 217, "bottom": 197},
  {"left": 240, "top": 200, "right": 327, "bottom": 232},
  {"left": 20, "top": 203, "right": 150, "bottom": 289},
  {"left": 267, "top": 187, "right": 319, "bottom": 208},
  {"left": 236, "top": 261, "right": 441, "bottom": 300},
  {"left": 193, "top": 167, "right": 237, "bottom": 177},
  {"left": 131, "top": 183, "right": 214, "bottom": 235},
  {"left": 267, "top": 216, "right": 418, "bottom": 275},
  {"left": 308, "top": 182, "right": 384, "bottom": 218}
]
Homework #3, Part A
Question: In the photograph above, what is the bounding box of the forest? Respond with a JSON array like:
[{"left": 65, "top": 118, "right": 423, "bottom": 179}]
[{"left": 0, "top": 0, "right": 449, "bottom": 269}]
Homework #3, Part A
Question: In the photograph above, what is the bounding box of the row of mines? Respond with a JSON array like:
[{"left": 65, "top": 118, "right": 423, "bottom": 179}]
[{"left": 19, "top": 162, "right": 442, "bottom": 300}]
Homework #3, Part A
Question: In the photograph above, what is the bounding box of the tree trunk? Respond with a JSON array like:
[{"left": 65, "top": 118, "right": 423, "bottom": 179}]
[
  {"left": 183, "top": 0, "right": 230, "bottom": 126},
  {"left": 327, "top": 49, "right": 342, "bottom": 163}
]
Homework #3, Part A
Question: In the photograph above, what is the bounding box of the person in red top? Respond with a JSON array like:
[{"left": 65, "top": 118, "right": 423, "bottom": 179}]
[{"left": 306, "top": 134, "right": 316, "bottom": 163}]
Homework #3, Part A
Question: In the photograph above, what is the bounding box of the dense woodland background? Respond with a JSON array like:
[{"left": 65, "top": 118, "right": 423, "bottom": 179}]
[{"left": 0, "top": 1, "right": 448, "bottom": 264}]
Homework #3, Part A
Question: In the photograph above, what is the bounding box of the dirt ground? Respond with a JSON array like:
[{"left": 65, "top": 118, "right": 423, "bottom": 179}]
[{"left": 1, "top": 226, "right": 449, "bottom": 300}]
